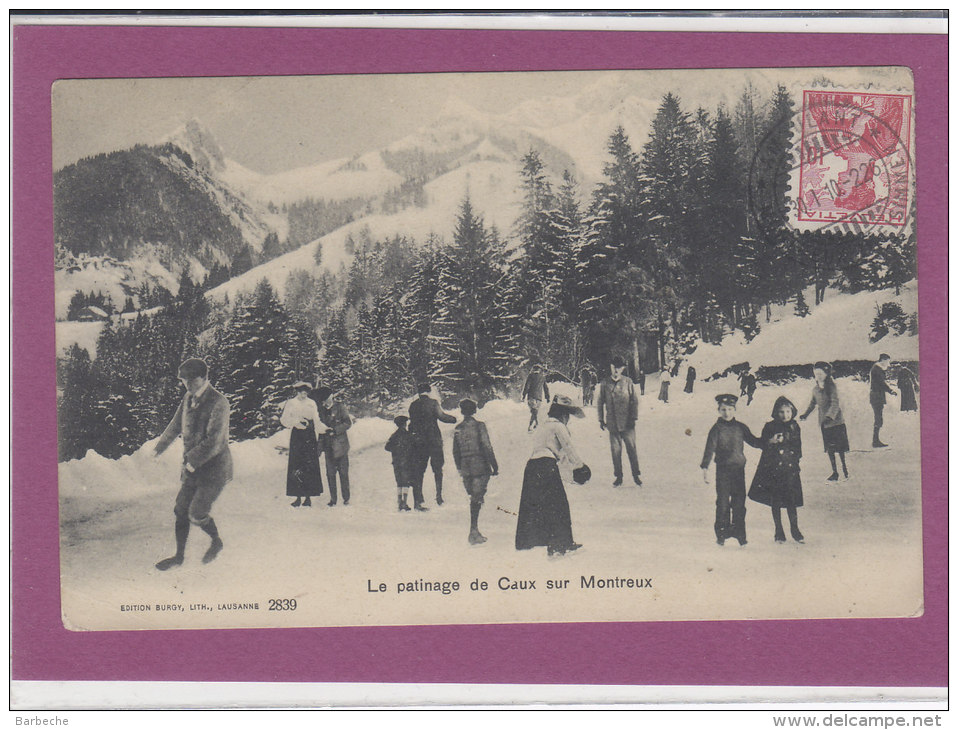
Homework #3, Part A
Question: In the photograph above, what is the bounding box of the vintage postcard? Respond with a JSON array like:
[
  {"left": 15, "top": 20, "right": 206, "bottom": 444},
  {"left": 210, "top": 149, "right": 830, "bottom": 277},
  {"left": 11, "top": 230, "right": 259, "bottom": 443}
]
[{"left": 53, "top": 65, "right": 923, "bottom": 632}]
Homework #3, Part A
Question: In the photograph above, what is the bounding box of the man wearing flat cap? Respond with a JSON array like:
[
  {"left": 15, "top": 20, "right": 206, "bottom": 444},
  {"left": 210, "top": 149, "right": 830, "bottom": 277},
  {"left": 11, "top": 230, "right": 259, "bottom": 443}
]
[
  {"left": 152, "top": 358, "right": 233, "bottom": 570},
  {"left": 596, "top": 355, "right": 641, "bottom": 487}
]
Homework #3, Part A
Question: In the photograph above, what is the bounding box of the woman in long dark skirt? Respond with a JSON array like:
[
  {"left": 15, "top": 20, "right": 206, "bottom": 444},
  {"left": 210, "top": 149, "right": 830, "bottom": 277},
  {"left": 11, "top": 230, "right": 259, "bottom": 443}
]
[
  {"left": 898, "top": 366, "right": 919, "bottom": 412},
  {"left": 799, "top": 362, "right": 850, "bottom": 481},
  {"left": 748, "top": 396, "right": 805, "bottom": 543},
  {"left": 515, "top": 395, "right": 589, "bottom": 556},
  {"left": 280, "top": 381, "right": 324, "bottom": 507}
]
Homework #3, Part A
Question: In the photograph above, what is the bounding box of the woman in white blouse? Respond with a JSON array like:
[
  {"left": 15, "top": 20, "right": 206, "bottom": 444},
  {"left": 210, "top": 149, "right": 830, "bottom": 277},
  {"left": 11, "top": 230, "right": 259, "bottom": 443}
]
[
  {"left": 515, "top": 394, "right": 590, "bottom": 556},
  {"left": 279, "top": 382, "right": 325, "bottom": 507}
]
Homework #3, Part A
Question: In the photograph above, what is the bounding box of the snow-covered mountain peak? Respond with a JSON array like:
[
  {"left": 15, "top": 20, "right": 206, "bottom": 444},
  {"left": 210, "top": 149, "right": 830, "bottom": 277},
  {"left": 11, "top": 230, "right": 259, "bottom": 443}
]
[{"left": 161, "top": 118, "right": 227, "bottom": 174}]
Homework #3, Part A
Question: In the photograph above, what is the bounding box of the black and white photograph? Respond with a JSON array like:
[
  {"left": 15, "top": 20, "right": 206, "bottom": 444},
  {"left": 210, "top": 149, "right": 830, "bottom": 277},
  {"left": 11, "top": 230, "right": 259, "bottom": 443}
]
[{"left": 54, "top": 66, "right": 921, "bottom": 631}]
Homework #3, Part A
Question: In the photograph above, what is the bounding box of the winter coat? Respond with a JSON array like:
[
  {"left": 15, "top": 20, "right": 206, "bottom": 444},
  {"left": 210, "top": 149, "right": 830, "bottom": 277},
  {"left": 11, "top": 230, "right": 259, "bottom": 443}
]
[
  {"left": 801, "top": 377, "right": 845, "bottom": 428},
  {"left": 155, "top": 384, "right": 233, "bottom": 489},
  {"left": 748, "top": 401, "right": 804, "bottom": 508},
  {"left": 596, "top": 376, "right": 638, "bottom": 432},
  {"left": 408, "top": 394, "right": 456, "bottom": 447},
  {"left": 684, "top": 366, "right": 696, "bottom": 393},
  {"left": 870, "top": 364, "right": 895, "bottom": 405},
  {"left": 898, "top": 368, "right": 919, "bottom": 411},
  {"left": 453, "top": 417, "right": 498, "bottom": 477},
  {"left": 385, "top": 427, "right": 413, "bottom": 469},
  {"left": 318, "top": 400, "right": 352, "bottom": 458},
  {"left": 521, "top": 370, "right": 550, "bottom": 402}
]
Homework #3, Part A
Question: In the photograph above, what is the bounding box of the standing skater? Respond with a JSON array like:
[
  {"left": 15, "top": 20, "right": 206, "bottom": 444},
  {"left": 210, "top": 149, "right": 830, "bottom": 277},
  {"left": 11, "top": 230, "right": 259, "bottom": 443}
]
[
  {"left": 684, "top": 365, "right": 697, "bottom": 394},
  {"left": 521, "top": 361, "right": 551, "bottom": 431},
  {"left": 869, "top": 354, "right": 897, "bottom": 447},
  {"left": 636, "top": 367, "right": 646, "bottom": 396},
  {"left": 408, "top": 381, "right": 457, "bottom": 509},
  {"left": 452, "top": 398, "right": 499, "bottom": 545},
  {"left": 516, "top": 395, "right": 591, "bottom": 556},
  {"left": 385, "top": 415, "right": 413, "bottom": 512},
  {"left": 280, "top": 381, "right": 324, "bottom": 507},
  {"left": 739, "top": 367, "right": 757, "bottom": 406},
  {"left": 314, "top": 385, "right": 353, "bottom": 506},
  {"left": 800, "top": 362, "right": 850, "bottom": 481},
  {"left": 657, "top": 369, "right": 671, "bottom": 404},
  {"left": 580, "top": 364, "right": 597, "bottom": 407},
  {"left": 152, "top": 358, "right": 232, "bottom": 570},
  {"left": 596, "top": 355, "right": 641, "bottom": 487},
  {"left": 749, "top": 396, "right": 805, "bottom": 543},
  {"left": 898, "top": 365, "right": 919, "bottom": 412},
  {"left": 700, "top": 394, "right": 763, "bottom": 547}
]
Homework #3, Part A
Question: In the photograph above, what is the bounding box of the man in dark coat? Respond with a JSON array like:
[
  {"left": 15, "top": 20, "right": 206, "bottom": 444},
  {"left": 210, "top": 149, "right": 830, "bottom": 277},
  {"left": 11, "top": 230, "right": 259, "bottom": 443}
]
[
  {"left": 408, "top": 381, "right": 457, "bottom": 509},
  {"left": 596, "top": 355, "right": 641, "bottom": 487},
  {"left": 700, "top": 394, "right": 763, "bottom": 546},
  {"left": 684, "top": 365, "right": 697, "bottom": 394},
  {"left": 313, "top": 385, "right": 353, "bottom": 506},
  {"left": 521, "top": 362, "right": 550, "bottom": 431},
  {"left": 580, "top": 364, "right": 597, "bottom": 407},
  {"left": 869, "top": 353, "right": 897, "bottom": 447},
  {"left": 153, "top": 358, "right": 232, "bottom": 570}
]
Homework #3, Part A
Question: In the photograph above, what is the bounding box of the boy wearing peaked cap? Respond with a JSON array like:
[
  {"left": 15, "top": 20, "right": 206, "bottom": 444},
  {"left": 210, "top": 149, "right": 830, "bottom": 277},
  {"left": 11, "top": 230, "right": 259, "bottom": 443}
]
[
  {"left": 700, "top": 393, "right": 763, "bottom": 546},
  {"left": 453, "top": 398, "right": 498, "bottom": 545}
]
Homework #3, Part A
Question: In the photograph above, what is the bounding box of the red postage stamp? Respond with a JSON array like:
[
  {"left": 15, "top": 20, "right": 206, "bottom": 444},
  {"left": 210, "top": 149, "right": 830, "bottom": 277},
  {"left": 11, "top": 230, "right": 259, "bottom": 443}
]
[{"left": 792, "top": 89, "right": 913, "bottom": 234}]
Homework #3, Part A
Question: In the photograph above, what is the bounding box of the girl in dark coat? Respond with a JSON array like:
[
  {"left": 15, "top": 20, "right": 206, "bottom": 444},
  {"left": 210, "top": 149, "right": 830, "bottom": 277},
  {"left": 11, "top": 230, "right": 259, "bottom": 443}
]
[
  {"left": 279, "top": 382, "right": 324, "bottom": 507},
  {"left": 898, "top": 367, "right": 919, "bottom": 412},
  {"left": 515, "top": 395, "right": 589, "bottom": 556},
  {"left": 749, "top": 396, "right": 804, "bottom": 543}
]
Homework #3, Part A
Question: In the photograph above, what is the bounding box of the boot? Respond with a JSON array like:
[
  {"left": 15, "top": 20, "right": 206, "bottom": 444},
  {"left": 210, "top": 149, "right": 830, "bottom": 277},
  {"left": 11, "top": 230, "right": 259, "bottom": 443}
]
[
  {"left": 156, "top": 518, "right": 189, "bottom": 570},
  {"left": 291, "top": 497, "right": 302, "bottom": 507},
  {"left": 790, "top": 525, "right": 805, "bottom": 544},
  {"left": 468, "top": 529, "right": 487, "bottom": 545},
  {"left": 827, "top": 472, "right": 839, "bottom": 482},
  {"left": 200, "top": 519, "right": 223, "bottom": 564},
  {"left": 774, "top": 527, "right": 787, "bottom": 543},
  {"left": 303, "top": 496, "right": 311, "bottom": 507},
  {"left": 435, "top": 474, "right": 444, "bottom": 506},
  {"left": 872, "top": 428, "right": 887, "bottom": 448},
  {"left": 414, "top": 502, "right": 429, "bottom": 512},
  {"left": 400, "top": 495, "right": 411, "bottom": 511}
]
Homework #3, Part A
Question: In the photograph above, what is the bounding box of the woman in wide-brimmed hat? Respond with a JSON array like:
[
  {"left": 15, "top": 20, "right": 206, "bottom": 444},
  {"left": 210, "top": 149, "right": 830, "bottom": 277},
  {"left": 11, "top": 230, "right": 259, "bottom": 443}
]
[
  {"left": 279, "top": 381, "right": 324, "bottom": 507},
  {"left": 515, "top": 394, "right": 590, "bottom": 556}
]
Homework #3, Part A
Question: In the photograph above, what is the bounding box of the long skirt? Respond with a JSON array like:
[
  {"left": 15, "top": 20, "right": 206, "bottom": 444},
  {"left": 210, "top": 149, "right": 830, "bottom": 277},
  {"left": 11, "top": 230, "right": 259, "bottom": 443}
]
[
  {"left": 515, "top": 457, "right": 575, "bottom": 551},
  {"left": 821, "top": 423, "right": 849, "bottom": 454},
  {"left": 286, "top": 427, "right": 324, "bottom": 497},
  {"left": 900, "top": 381, "right": 918, "bottom": 411}
]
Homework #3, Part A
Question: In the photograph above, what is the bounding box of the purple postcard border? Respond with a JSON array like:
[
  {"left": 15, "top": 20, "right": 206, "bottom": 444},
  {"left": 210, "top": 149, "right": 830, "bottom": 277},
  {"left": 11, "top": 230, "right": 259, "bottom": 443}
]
[{"left": 11, "top": 24, "right": 947, "bottom": 688}]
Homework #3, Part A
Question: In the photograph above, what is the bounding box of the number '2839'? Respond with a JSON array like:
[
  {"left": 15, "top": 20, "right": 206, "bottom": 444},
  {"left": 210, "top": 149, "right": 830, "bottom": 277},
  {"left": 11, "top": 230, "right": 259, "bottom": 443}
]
[{"left": 268, "top": 598, "right": 297, "bottom": 611}]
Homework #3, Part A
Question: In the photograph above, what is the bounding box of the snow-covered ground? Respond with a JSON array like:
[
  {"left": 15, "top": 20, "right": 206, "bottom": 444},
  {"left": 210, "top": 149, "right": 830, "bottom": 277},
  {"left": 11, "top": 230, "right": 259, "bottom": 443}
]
[{"left": 59, "top": 374, "right": 922, "bottom": 631}]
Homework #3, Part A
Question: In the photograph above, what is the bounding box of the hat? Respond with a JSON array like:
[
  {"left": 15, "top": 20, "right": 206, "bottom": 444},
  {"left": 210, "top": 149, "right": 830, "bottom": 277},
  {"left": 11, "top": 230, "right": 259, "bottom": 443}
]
[
  {"left": 415, "top": 380, "right": 432, "bottom": 395},
  {"left": 610, "top": 355, "right": 627, "bottom": 368},
  {"left": 572, "top": 464, "right": 592, "bottom": 485},
  {"left": 293, "top": 381, "right": 312, "bottom": 392},
  {"left": 459, "top": 398, "right": 477, "bottom": 416},
  {"left": 313, "top": 385, "right": 332, "bottom": 402},
  {"left": 393, "top": 415, "right": 409, "bottom": 427},
  {"left": 550, "top": 394, "right": 585, "bottom": 418},
  {"left": 715, "top": 394, "right": 738, "bottom": 407},
  {"left": 879, "top": 353, "right": 891, "bottom": 361},
  {"left": 771, "top": 396, "right": 798, "bottom": 419},
  {"left": 177, "top": 358, "right": 208, "bottom": 379},
  {"left": 813, "top": 361, "right": 832, "bottom": 374}
]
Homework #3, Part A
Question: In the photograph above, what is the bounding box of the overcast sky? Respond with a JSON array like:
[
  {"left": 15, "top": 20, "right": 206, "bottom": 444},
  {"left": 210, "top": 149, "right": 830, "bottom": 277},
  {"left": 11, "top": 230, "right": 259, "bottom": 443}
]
[{"left": 52, "top": 67, "right": 911, "bottom": 175}]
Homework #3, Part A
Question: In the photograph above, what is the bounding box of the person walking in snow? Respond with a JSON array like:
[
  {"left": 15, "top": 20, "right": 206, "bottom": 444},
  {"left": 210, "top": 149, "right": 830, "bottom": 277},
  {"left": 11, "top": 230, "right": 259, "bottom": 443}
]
[
  {"left": 684, "top": 365, "right": 697, "bottom": 394},
  {"left": 869, "top": 354, "right": 897, "bottom": 447},
  {"left": 152, "top": 358, "right": 232, "bottom": 570},
  {"left": 408, "top": 381, "right": 457, "bottom": 509},
  {"left": 452, "top": 398, "right": 499, "bottom": 545},
  {"left": 898, "top": 365, "right": 919, "bottom": 413},
  {"left": 313, "top": 385, "right": 352, "bottom": 506},
  {"left": 739, "top": 366, "right": 757, "bottom": 406},
  {"left": 657, "top": 369, "right": 671, "bottom": 403},
  {"left": 800, "top": 362, "right": 850, "bottom": 481},
  {"left": 596, "top": 355, "right": 641, "bottom": 487},
  {"left": 580, "top": 364, "right": 597, "bottom": 407},
  {"left": 385, "top": 415, "right": 413, "bottom": 512},
  {"left": 700, "top": 394, "right": 763, "bottom": 547},
  {"left": 515, "top": 395, "right": 591, "bottom": 556},
  {"left": 748, "top": 396, "right": 805, "bottom": 543},
  {"left": 521, "top": 361, "right": 551, "bottom": 431},
  {"left": 280, "top": 381, "right": 324, "bottom": 508}
]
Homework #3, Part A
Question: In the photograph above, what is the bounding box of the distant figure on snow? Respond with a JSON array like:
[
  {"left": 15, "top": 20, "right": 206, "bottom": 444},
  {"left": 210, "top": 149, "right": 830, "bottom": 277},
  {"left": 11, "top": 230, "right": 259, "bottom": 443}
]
[
  {"left": 897, "top": 365, "right": 919, "bottom": 413},
  {"left": 152, "top": 358, "right": 232, "bottom": 570},
  {"left": 868, "top": 354, "right": 897, "bottom": 447},
  {"left": 385, "top": 415, "right": 413, "bottom": 512},
  {"left": 521, "top": 361, "right": 551, "bottom": 431},
  {"left": 700, "top": 393, "right": 763, "bottom": 547},
  {"left": 516, "top": 395, "right": 590, "bottom": 556},
  {"left": 636, "top": 367, "right": 646, "bottom": 396},
  {"left": 314, "top": 385, "right": 352, "bottom": 506},
  {"left": 749, "top": 396, "right": 805, "bottom": 544},
  {"left": 280, "top": 381, "right": 324, "bottom": 508},
  {"left": 738, "top": 366, "right": 757, "bottom": 406},
  {"left": 453, "top": 398, "right": 499, "bottom": 545},
  {"left": 580, "top": 364, "right": 598, "bottom": 407},
  {"left": 596, "top": 355, "right": 641, "bottom": 487},
  {"left": 657, "top": 370, "right": 671, "bottom": 404},
  {"left": 800, "top": 362, "right": 849, "bottom": 481},
  {"left": 408, "top": 381, "right": 457, "bottom": 509},
  {"left": 684, "top": 365, "right": 697, "bottom": 394}
]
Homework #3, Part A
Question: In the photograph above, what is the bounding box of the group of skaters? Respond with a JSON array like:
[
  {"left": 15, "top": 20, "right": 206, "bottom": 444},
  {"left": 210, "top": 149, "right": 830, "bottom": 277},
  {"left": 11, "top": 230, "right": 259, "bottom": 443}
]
[{"left": 150, "top": 351, "right": 918, "bottom": 570}]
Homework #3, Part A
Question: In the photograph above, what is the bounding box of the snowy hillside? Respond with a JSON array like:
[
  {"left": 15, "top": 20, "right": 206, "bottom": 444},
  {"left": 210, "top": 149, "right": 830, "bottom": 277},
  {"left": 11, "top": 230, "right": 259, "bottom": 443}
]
[{"left": 59, "top": 374, "right": 923, "bottom": 631}]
